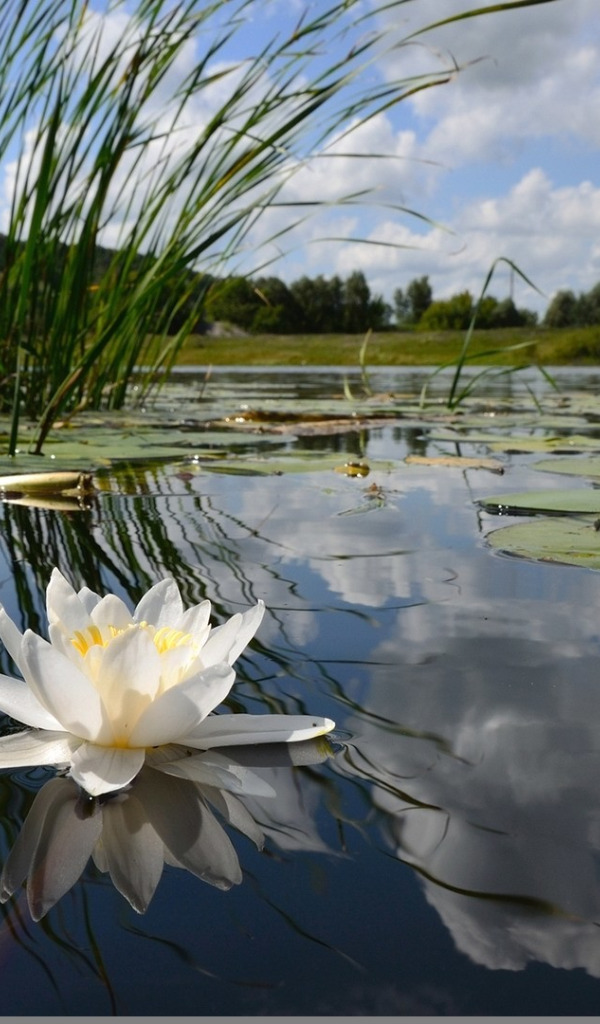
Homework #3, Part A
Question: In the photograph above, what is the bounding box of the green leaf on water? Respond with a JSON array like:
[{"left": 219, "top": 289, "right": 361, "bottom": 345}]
[
  {"left": 478, "top": 489, "right": 600, "bottom": 515},
  {"left": 427, "top": 430, "right": 600, "bottom": 453},
  {"left": 533, "top": 457, "right": 600, "bottom": 478},
  {"left": 487, "top": 516, "right": 600, "bottom": 569},
  {"left": 185, "top": 453, "right": 396, "bottom": 476}
]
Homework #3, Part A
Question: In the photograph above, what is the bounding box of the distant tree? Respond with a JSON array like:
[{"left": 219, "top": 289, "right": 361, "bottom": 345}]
[
  {"left": 205, "top": 276, "right": 259, "bottom": 329},
  {"left": 490, "top": 296, "right": 532, "bottom": 327},
  {"left": 326, "top": 275, "right": 345, "bottom": 332},
  {"left": 342, "top": 270, "right": 371, "bottom": 332},
  {"left": 578, "top": 282, "right": 600, "bottom": 325},
  {"left": 252, "top": 276, "right": 300, "bottom": 333},
  {"left": 393, "top": 286, "right": 411, "bottom": 326},
  {"left": 367, "top": 295, "right": 393, "bottom": 330},
  {"left": 419, "top": 291, "right": 473, "bottom": 330},
  {"left": 290, "top": 274, "right": 344, "bottom": 332},
  {"left": 543, "top": 289, "right": 580, "bottom": 328},
  {"left": 251, "top": 304, "right": 290, "bottom": 333},
  {"left": 475, "top": 295, "right": 537, "bottom": 329},
  {"left": 407, "top": 275, "right": 432, "bottom": 322},
  {"left": 475, "top": 295, "right": 501, "bottom": 328}
]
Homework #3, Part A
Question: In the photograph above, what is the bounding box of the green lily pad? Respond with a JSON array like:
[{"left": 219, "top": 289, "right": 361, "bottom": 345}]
[
  {"left": 533, "top": 457, "right": 600, "bottom": 478},
  {"left": 478, "top": 489, "right": 600, "bottom": 515},
  {"left": 180, "top": 453, "right": 396, "bottom": 476},
  {"left": 427, "top": 430, "right": 600, "bottom": 454},
  {"left": 487, "top": 516, "right": 600, "bottom": 568},
  {"left": 0, "top": 455, "right": 97, "bottom": 474}
]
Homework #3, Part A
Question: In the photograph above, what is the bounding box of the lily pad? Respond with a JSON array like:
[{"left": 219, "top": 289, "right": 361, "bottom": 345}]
[
  {"left": 532, "top": 457, "right": 600, "bottom": 479},
  {"left": 487, "top": 516, "right": 600, "bottom": 569},
  {"left": 184, "top": 453, "right": 395, "bottom": 476},
  {"left": 405, "top": 454, "right": 504, "bottom": 472},
  {"left": 426, "top": 430, "right": 600, "bottom": 454},
  {"left": 478, "top": 489, "right": 600, "bottom": 515},
  {"left": 0, "top": 471, "right": 93, "bottom": 496}
]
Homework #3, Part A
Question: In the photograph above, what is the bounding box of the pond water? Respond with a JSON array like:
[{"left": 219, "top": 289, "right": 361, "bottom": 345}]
[{"left": 2, "top": 364, "right": 600, "bottom": 1014}]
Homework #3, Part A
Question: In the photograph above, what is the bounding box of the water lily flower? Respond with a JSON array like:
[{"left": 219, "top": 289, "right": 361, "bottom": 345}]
[{"left": 0, "top": 569, "right": 335, "bottom": 797}]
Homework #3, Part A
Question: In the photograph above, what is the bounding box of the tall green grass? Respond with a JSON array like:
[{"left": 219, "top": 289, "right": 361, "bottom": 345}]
[
  {"left": 419, "top": 257, "right": 556, "bottom": 408},
  {"left": 0, "top": 0, "right": 560, "bottom": 454}
]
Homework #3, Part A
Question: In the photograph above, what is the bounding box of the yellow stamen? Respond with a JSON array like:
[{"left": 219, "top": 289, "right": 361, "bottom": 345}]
[
  {"left": 153, "top": 625, "right": 195, "bottom": 654},
  {"left": 71, "top": 625, "right": 104, "bottom": 656},
  {"left": 70, "top": 621, "right": 196, "bottom": 657}
]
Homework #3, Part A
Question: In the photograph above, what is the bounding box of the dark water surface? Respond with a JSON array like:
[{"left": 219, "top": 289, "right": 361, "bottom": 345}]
[{"left": 1, "top": 366, "right": 600, "bottom": 1014}]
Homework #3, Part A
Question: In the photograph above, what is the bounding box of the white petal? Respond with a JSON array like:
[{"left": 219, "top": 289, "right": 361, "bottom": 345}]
[
  {"left": 100, "top": 793, "right": 164, "bottom": 913},
  {"left": 77, "top": 585, "right": 103, "bottom": 615},
  {"left": 127, "top": 664, "right": 235, "bottom": 748},
  {"left": 48, "top": 622, "right": 78, "bottom": 661},
  {"left": 134, "top": 578, "right": 182, "bottom": 628},
  {"left": 181, "top": 713, "right": 336, "bottom": 749},
  {"left": 134, "top": 769, "right": 242, "bottom": 888},
  {"left": 199, "top": 615, "right": 241, "bottom": 667},
  {"left": 0, "top": 676, "right": 63, "bottom": 730},
  {"left": 200, "top": 601, "right": 264, "bottom": 668},
  {"left": 90, "top": 593, "right": 133, "bottom": 631},
  {"left": 69, "top": 742, "right": 145, "bottom": 796},
  {"left": 225, "top": 600, "right": 265, "bottom": 664},
  {"left": 20, "top": 632, "right": 110, "bottom": 742},
  {"left": 94, "top": 628, "right": 161, "bottom": 743},
  {"left": 158, "top": 644, "right": 199, "bottom": 688},
  {"left": 1, "top": 776, "right": 102, "bottom": 920},
  {"left": 0, "top": 729, "right": 78, "bottom": 768},
  {"left": 154, "top": 750, "right": 276, "bottom": 796},
  {"left": 0, "top": 607, "right": 25, "bottom": 673},
  {"left": 203, "top": 786, "right": 265, "bottom": 850},
  {"left": 46, "top": 568, "right": 93, "bottom": 632},
  {"left": 180, "top": 600, "right": 212, "bottom": 639}
]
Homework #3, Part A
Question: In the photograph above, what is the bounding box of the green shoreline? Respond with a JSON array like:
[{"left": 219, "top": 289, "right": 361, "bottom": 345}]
[{"left": 173, "top": 325, "right": 600, "bottom": 368}]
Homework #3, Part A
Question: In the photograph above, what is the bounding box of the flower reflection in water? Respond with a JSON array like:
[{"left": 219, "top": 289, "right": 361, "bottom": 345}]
[{"left": 0, "top": 738, "right": 335, "bottom": 920}]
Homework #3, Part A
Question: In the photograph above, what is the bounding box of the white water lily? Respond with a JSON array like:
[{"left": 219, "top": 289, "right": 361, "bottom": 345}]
[{"left": 0, "top": 569, "right": 335, "bottom": 797}]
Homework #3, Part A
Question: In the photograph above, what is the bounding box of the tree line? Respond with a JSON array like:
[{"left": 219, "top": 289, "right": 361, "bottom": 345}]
[
  {"left": 4, "top": 228, "right": 595, "bottom": 335},
  {"left": 204, "top": 271, "right": 391, "bottom": 334},
  {"left": 204, "top": 271, "right": 540, "bottom": 334},
  {"left": 393, "top": 276, "right": 538, "bottom": 330},
  {"left": 543, "top": 283, "right": 600, "bottom": 328}
]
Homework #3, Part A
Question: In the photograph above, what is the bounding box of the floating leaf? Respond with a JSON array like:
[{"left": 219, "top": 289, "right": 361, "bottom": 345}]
[
  {"left": 0, "top": 471, "right": 94, "bottom": 497},
  {"left": 487, "top": 517, "right": 600, "bottom": 569},
  {"left": 479, "top": 489, "right": 600, "bottom": 515},
  {"left": 486, "top": 435, "right": 600, "bottom": 454},
  {"left": 426, "top": 430, "right": 600, "bottom": 453},
  {"left": 191, "top": 453, "right": 394, "bottom": 476},
  {"left": 533, "top": 457, "right": 600, "bottom": 479},
  {"left": 405, "top": 454, "right": 503, "bottom": 472},
  {"left": 1, "top": 494, "right": 94, "bottom": 511},
  {"left": 334, "top": 461, "right": 370, "bottom": 477}
]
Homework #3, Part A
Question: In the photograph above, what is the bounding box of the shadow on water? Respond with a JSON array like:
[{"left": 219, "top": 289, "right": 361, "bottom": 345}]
[{"left": 1, "top": 367, "right": 600, "bottom": 1012}]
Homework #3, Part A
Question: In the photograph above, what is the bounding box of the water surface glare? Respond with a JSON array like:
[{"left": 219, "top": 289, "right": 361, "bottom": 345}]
[{"left": 1, "top": 366, "right": 600, "bottom": 1014}]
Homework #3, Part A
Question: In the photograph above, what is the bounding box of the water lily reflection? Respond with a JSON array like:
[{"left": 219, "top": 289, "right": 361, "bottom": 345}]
[
  {"left": 0, "top": 738, "right": 334, "bottom": 920},
  {"left": 0, "top": 569, "right": 334, "bottom": 797}
]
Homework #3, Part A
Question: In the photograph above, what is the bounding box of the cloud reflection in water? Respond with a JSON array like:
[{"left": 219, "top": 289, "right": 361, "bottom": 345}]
[{"left": 337, "top": 622, "right": 600, "bottom": 978}]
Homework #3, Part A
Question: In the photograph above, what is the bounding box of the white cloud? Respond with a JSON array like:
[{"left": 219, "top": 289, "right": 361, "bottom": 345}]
[{"left": 274, "top": 167, "right": 600, "bottom": 315}]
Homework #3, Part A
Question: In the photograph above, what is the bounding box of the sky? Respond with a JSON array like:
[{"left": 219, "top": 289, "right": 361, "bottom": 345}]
[
  {"left": 265, "top": 0, "right": 600, "bottom": 319},
  {"left": 2, "top": 0, "right": 599, "bottom": 320}
]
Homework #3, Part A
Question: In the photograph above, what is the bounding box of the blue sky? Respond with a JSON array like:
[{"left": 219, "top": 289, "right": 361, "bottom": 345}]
[
  {"left": 253, "top": 0, "right": 600, "bottom": 319},
  {"left": 2, "top": 0, "right": 598, "bottom": 320}
]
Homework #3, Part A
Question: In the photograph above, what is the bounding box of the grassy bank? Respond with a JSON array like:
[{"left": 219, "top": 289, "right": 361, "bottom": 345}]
[{"left": 173, "top": 325, "right": 600, "bottom": 367}]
